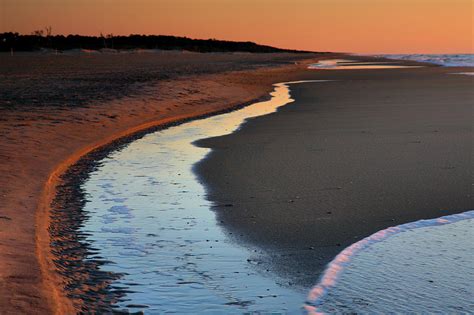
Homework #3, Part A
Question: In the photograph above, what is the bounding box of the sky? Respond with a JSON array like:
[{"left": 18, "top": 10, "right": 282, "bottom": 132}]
[{"left": 1, "top": 0, "right": 472, "bottom": 53}]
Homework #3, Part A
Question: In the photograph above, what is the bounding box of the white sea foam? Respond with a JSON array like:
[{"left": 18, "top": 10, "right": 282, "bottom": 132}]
[
  {"left": 381, "top": 54, "right": 474, "bottom": 67},
  {"left": 308, "top": 59, "right": 422, "bottom": 70},
  {"left": 451, "top": 72, "right": 474, "bottom": 76},
  {"left": 305, "top": 210, "right": 474, "bottom": 314}
]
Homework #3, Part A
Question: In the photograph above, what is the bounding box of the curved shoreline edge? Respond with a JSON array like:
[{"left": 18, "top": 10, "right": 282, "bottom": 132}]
[
  {"left": 34, "top": 92, "right": 279, "bottom": 313},
  {"left": 35, "top": 79, "right": 319, "bottom": 312},
  {"left": 190, "top": 63, "right": 473, "bottom": 313},
  {"left": 51, "top": 80, "right": 327, "bottom": 312},
  {"left": 26, "top": 56, "right": 458, "bottom": 313},
  {"left": 304, "top": 209, "right": 474, "bottom": 314}
]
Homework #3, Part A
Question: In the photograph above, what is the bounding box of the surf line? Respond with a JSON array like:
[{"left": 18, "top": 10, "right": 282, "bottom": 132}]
[{"left": 304, "top": 209, "right": 474, "bottom": 315}]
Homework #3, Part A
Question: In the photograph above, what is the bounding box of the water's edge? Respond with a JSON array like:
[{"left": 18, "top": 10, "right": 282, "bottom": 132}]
[
  {"left": 379, "top": 54, "right": 474, "bottom": 67},
  {"left": 47, "top": 75, "right": 472, "bottom": 313},
  {"left": 305, "top": 210, "right": 474, "bottom": 314},
  {"left": 48, "top": 81, "right": 324, "bottom": 312},
  {"left": 47, "top": 95, "right": 275, "bottom": 311}
]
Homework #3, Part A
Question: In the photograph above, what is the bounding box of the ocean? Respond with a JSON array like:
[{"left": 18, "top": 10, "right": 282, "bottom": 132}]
[
  {"left": 382, "top": 54, "right": 474, "bottom": 67},
  {"left": 306, "top": 211, "right": 474, "bottom": 314}
]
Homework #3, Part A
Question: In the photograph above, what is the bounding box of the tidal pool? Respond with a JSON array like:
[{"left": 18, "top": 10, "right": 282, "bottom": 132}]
[{"left": 76, "top": 80, "right": 327, "bottom": 313}]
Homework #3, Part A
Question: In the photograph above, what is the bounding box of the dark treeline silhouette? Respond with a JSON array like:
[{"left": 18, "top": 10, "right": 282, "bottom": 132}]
[{"left": 0, "top": 32, "right": 312, "bottom": 53}]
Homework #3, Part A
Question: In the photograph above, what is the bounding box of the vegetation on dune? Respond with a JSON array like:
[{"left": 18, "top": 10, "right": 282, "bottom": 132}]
[{"left": 0, "top": 29, "right": 312, "bottom": 53}]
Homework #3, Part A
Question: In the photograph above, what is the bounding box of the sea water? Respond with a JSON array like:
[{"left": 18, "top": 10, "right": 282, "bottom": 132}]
[
  {"left": 305, "top": 211, "right": 474, "bottom": 314},
  {"left": 309, "top": 54, "right": 474, "bottom": 70},
  {"left": 382, "top": 54, "right": 474, "bottom": 67},
  {"left": 308, "top": 59, "right": 422, "bottom": 70}
]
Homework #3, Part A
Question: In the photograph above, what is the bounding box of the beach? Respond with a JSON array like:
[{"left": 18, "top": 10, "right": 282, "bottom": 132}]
[
  {"left": 3, "top": 0, "right": 472, "bottom": 313},
  {"left": 0, "top": 52, "right": 472, "bottom": 313},
  {"left": 0, "top": 51, "right": 325, "bottom": 314}
]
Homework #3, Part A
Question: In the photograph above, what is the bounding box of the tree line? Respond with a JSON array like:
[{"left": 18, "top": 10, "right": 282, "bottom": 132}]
[{"left": 0, "top": 31, "right": 312, "bottom": 53}]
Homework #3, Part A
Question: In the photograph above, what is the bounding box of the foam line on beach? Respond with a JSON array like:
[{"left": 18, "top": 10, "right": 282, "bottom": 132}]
[
  {"left": 308, "top": 59, "right": 423, "bottom": 70},
  {"left": 304, "top": 209, "right": 474, "bottom": 315},
  {"left": 380, "top": 54, "right": 474, "bottom": 67},
  {"left": 451, "top": 72, "right": 474, "bottom": 76}
]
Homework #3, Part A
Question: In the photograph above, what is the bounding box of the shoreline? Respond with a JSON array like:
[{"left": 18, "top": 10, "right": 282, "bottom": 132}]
[
  {"left": 40, "top": 58, "right": 449, "bottom": 312},
  {"left": 305, "top": 209, "right": 474, "bottom": 314},
  {"left": 194, "top": 64, "right": 473, "bottom": 289},
  {"left": 0, "top": 53, "right": 328, "bottom": 313},
  {"left": 46, "top": 80, "right": 310, "bottom": 312},
  {"left": 2, "top": 54, "right": 468, "bottom": 312},
  {"left": 39, "top": 93, "right": 277, "bottom": 312}
]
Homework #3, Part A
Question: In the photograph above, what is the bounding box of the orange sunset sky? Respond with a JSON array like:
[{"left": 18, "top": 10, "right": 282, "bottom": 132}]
[{"left": 1, "top": 0, "right": 472, "bottom": 53}]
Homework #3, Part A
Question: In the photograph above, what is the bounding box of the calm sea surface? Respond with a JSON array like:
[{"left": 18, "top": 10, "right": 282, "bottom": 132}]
[{"left": 306, "top": 211, "right": 474, "bottom": 314}]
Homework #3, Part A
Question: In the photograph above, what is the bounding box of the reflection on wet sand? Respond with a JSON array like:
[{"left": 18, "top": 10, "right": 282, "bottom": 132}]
[
  {"left": 51, "top": 80, "right": 328, "bottom": 313},
  {"left": 309, "top": 59, "right": 423, "bottom": 70}
]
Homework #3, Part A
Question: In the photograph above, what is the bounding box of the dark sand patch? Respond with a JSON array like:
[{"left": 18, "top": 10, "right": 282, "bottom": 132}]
[{"left": 194, "top": 66, "right": 473, "bottom": 288}]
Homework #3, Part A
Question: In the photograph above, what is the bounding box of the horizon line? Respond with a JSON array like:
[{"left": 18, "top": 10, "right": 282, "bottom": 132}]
[{"left": 1, "top": 31, "right": 472, "bottom": 55}]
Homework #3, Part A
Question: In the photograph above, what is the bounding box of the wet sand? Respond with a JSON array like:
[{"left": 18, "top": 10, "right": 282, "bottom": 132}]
[
  {"left": 2, "top": 52, "right": 471, "bottom": 312},
  {"left": 195, "top": 65, "right": 473, "bottom": 289},
  {"left": 0, "top": 51, "right": 327, "bottom": 314}
]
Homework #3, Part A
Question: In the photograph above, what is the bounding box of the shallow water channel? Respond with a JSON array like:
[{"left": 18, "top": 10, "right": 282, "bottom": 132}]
[{"left": 76, "top": 80, "right": 326, "bottom": 313}]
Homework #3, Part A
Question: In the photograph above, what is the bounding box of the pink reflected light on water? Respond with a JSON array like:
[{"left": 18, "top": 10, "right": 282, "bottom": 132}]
[{"left": 305, "top": 210, "right": 474, "bottom": 314}]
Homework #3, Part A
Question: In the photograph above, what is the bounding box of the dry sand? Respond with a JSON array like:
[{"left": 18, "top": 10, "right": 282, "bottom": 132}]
[
  {"left": 0, "top": 51, "right": 327, "bottom": 314},
  {"left": 195, "top": 65, "right": 473, "bottom": 288}
]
